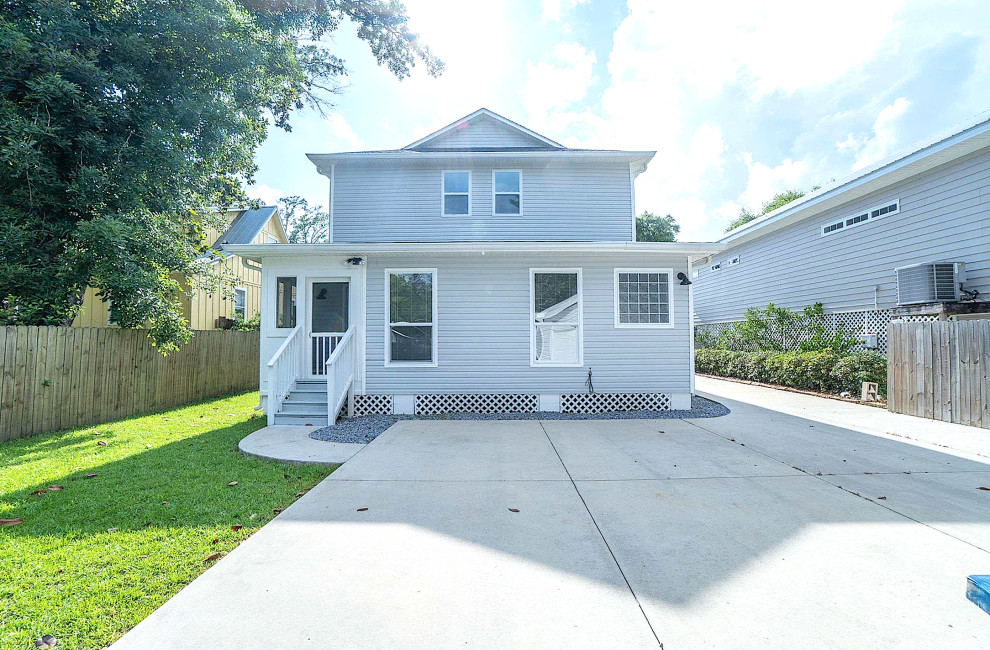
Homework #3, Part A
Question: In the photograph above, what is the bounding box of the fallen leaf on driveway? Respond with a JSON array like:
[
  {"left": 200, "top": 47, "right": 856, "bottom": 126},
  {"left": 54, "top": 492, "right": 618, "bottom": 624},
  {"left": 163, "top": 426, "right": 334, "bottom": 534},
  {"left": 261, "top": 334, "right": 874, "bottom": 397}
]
[
  {"left": 979, "top": 487, "right": 990, "bottom": 491},
  {"left": 877, "top": 496, "right": 887, "bottom": 500},
  {"left": 508, "top": 508, "right": 520, "bottom": 513},
  {"left": 203, "top": 552, "right": 221, "bottom": 563},
  {"left": 230, "top": 524, "right": 243, "bottom": 531},
  {"left": 0, "top": 518, "right": 23, "bottom": 526},
  {"left": 227, "top": 481, "right": 239, "bottom": 487},
  {"left": 356, "top": 507, "right": 369, "bottom": 512},
  {"left": 84, "top": 473, "right": 98, "bottom": 479}
]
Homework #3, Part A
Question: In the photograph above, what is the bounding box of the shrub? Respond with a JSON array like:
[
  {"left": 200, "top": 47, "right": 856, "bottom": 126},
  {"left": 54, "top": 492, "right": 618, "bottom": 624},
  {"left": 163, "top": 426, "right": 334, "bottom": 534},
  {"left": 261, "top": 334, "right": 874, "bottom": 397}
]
[
  {"left": 695, "top": 302, "right": 860, "bottom": 354},
  {"left": 696, "top": 349, "right": 886, "bottom": 397}
]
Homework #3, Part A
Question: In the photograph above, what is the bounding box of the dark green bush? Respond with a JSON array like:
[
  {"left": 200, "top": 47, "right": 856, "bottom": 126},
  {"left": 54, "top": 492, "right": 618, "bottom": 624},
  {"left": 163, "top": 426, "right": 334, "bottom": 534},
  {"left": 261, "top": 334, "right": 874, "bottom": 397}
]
[
  {"left": 694, "top": 302, "right": 859, "bottom": 355},
  {"left": 696, "top": 349, "right": 886, "bottom": 397}
]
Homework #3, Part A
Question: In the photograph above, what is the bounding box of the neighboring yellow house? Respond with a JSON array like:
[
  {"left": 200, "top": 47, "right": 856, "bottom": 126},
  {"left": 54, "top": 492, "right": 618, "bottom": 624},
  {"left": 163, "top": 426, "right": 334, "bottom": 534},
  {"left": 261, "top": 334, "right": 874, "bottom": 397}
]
[{"left": 74, "top": 206, "right": 288, "bottom": 330}]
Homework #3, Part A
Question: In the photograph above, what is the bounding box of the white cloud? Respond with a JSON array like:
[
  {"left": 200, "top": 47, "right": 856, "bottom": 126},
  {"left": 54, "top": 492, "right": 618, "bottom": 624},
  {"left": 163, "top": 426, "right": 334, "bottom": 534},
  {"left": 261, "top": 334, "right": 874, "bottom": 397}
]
[
  {"left": 540, "top": 0, "right": 589, "bottom": 23},
  {"left": 325, "top": 112, "right": 365, "bottom": 150},
  {"left": 245, "top": 184, "right": 285, "bottom": 206},
  {"left": 738, "top": 153, "right": 810, "bottom": 212},
  {"left": 838, "top": 97, "right": 912, "bottom": 171},
  {"left": 522, "top": 42, "right": 596, "bottom": 131}
]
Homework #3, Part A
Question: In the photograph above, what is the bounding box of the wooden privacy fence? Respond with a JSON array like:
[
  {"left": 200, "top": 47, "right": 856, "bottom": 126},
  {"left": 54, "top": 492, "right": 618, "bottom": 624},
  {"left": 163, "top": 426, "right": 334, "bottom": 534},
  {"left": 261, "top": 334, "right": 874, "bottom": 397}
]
[
  {"left": 0, "top": 327, "right": 259, "bottom": 442},
  {"left": 887, "top": 320, "right": 989, "bottom": 429}
]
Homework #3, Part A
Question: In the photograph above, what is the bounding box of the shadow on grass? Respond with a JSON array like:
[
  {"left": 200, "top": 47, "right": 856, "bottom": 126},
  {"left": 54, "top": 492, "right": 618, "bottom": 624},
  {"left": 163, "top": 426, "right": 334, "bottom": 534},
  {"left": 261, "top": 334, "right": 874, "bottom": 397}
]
[{"left": 0, "top": 419, "right": 331, "bottom": 539}]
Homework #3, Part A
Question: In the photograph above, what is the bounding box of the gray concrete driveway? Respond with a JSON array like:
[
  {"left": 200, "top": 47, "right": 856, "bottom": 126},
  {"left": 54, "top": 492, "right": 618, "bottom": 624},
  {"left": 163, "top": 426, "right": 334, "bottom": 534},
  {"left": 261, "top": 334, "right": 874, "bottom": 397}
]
[{"left": 115, "top": 383, "right": 990, "bottom": 649}]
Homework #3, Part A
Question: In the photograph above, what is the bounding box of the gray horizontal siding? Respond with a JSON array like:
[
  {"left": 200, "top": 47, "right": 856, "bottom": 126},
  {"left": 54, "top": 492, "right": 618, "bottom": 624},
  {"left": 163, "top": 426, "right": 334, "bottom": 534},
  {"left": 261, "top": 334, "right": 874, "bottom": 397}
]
[
  {"left": 365, "top": 253, "right": 691, "bottom": 394},
  {"left": 694, "top": 147, "right": 990, "bottom": 323},
  {"left": 417, "top": 118, "right": 545, "bottom": 149},
  {"left": 332, "top": 161, "right": 633, "bottom": 243}
]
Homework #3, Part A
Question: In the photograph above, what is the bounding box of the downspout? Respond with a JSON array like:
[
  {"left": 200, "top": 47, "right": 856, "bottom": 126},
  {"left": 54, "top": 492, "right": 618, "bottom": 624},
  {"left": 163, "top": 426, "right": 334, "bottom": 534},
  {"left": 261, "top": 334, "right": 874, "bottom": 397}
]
[
  {"left": 687, "top": 255, "right": 697, "bottom": 397},
  {"left": 329, "top": 163, "right": 335, "bottom": 243},
  {"left": 241, "top": 255, "right": 264, "bottom": 411}
]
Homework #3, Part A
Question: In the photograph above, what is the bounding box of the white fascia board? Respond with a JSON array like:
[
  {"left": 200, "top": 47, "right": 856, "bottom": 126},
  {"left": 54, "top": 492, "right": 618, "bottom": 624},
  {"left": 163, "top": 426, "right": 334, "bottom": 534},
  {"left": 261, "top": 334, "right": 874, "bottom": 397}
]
[
  {"left": 224, "top": 241, "right": 726, "bottom": 262},
  {"left": 307, "top": 150, "right": 656, "bottom": 175},
  {"left": 719, "top": 111, "right": 990, "bottom": 248}
]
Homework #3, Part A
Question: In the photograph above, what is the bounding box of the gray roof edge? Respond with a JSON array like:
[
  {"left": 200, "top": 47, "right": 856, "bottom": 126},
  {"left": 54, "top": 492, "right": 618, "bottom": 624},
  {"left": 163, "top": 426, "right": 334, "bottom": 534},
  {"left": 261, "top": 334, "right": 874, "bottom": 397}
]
[{"left": 213, "top": 205, "right": 280, "bottom": 247}]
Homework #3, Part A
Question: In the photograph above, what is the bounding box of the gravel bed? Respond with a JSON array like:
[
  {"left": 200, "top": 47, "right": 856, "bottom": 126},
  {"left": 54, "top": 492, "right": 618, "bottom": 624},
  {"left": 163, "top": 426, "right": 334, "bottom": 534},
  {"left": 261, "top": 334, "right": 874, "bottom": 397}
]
[{"left": 309, "top": 396, "right": 729, "bottom": 444}]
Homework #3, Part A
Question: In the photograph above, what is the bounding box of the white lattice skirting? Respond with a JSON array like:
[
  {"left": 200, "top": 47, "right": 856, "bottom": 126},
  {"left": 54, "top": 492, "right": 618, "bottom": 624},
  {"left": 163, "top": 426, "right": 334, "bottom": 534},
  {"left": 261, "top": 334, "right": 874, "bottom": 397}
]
[
  {"left": 696, "top": 308, "right": 939, "bottom": 355},
  {"left": 415, "top": 393, "right": 540, "bottom": 415},
  {"left": 560, "top": 392, "right": 672, "bottom": 414},
  {"left": 352, "top": 394, "right": 394, "bottom": 416}
]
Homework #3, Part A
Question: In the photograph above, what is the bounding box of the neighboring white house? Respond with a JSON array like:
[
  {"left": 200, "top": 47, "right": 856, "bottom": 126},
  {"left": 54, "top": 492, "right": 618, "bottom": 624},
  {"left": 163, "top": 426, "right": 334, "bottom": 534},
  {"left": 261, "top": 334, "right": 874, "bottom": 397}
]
[
  {"left": 226, "top": 108, "right": 721, "bottom": 425},
  {"left": 692, "top": 111, "right": 990, "bottom": 354}
]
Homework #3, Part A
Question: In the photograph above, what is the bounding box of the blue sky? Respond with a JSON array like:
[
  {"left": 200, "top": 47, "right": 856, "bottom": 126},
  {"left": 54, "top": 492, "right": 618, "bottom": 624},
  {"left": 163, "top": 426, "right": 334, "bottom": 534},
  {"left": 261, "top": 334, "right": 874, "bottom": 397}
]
[{"left": 248, "top": 0, "right": 990, "bottom": 241}]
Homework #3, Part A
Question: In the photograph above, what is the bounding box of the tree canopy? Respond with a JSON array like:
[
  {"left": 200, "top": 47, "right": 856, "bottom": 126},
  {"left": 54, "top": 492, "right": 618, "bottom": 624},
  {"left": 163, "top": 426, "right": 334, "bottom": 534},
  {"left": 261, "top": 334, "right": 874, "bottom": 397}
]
[
  {"left": 635, "top": 212, "right": 680, "bottom": 242},
  {"left": 724, "top": 189, "right": 806, "bottom": 232},
  {"left": 0, "top": 0, "right": 441, "bottom": 350},
  {"left": 278, "top": 196, "right": 330, "bottom": 243}
]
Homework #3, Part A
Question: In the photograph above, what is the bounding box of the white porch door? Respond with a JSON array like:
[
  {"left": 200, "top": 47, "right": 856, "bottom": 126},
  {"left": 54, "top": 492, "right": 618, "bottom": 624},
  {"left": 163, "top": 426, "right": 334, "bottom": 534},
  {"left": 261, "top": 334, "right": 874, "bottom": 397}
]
[{"left": 308, "top": 280, "right": 349, "bottom": 378}]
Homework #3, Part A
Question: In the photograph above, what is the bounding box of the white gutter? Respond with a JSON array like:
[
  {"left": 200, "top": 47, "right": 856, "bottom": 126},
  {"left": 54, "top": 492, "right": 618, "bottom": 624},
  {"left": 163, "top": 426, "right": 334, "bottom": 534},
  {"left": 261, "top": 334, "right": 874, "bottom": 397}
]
[{"left": 224, "top": 241, "right": 725, "bottom": 262}]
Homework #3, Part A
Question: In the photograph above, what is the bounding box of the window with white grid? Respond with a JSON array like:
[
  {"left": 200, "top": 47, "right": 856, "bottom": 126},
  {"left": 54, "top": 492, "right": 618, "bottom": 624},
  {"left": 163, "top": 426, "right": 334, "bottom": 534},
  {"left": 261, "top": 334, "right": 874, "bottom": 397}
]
[{"left": 614, "top": 269, "right": 672, "bottom": 328}]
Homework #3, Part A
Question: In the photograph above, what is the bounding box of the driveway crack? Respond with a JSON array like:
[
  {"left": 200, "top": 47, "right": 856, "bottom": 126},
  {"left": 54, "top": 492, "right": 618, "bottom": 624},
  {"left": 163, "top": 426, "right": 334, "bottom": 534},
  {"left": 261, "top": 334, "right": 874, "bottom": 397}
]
[{"left": 537, "top": 419, "right": 664, "bottom": 649}]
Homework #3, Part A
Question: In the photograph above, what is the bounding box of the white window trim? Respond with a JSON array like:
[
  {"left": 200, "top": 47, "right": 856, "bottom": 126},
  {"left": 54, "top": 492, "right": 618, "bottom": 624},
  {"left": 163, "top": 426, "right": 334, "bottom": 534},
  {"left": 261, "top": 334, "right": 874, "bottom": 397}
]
[
  {"left": 385, "top": 268, "right": 438, "bottom": 368},
  {"left": 492, "top": 169, "right": 523, "bottom": 216},
  {"left": 530, "top": 268, "right": 583, "bottom": 368},
  {"left": 273, "top": 275, "right": 298, "bottom": 331},
  {"left": 821, "top": 198, "right": 900, "bottom": 237},
  {"left": 233, "top": 286, "right": 247, "bottom": 320},
  {"left": 441, "top": 170, "right": 471, "bottom": 217},
  {"left": 728, "top": 255, "right": 740, "bottom": 267},
  {"left": 613, "top": 268, "right": 674, "bottom": 329}
]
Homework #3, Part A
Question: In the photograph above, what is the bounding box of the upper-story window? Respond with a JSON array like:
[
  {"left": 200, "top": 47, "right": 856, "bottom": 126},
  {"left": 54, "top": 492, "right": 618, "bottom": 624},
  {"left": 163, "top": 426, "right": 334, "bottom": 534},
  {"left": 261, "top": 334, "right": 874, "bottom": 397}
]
[
  {"left": 442, "top": 171, "right": 471, "bottom": 216},
  {"left": 493, "top": 170, "right": 522, "bottom": 215}
]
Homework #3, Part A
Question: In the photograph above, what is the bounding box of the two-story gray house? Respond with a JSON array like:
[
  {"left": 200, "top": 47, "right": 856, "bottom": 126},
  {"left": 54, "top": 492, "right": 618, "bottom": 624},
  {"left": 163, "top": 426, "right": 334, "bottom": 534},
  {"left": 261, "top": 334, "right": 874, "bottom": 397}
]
[
  {"left": 227, "top": 109, "right": 720, "bottom": 425},
  {"left": 693, "top": 111, "right": 990, "bottom": 354}
]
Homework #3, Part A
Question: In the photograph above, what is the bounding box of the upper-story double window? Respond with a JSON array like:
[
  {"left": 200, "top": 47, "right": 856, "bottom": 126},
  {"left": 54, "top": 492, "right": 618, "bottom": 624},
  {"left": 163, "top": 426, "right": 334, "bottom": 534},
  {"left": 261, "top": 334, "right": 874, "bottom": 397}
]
[{"left": 442, "top": 170, "right": 523, "bottom": 216}]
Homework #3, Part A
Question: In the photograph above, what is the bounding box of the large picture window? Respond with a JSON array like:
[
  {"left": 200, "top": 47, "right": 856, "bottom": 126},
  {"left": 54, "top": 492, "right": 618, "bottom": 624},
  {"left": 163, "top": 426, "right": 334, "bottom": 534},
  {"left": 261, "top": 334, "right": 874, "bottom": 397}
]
[
  {"left": 614, "top": 269, "right": 672, "bottom": 328},
  {"left": 275, "top": 276, "right": 297, "bottom": 328},
  {"left": 493, "top": 170, "right": 521, "bottom": 215},
  {"left": 386, "top": 269, "right": 437, "bottom": 366},
  {"left": 531, "top": 269, "right": 582, "bottom": 366},
  {"left": 442, "top": 171, "right": 470, "bottom": 216}
]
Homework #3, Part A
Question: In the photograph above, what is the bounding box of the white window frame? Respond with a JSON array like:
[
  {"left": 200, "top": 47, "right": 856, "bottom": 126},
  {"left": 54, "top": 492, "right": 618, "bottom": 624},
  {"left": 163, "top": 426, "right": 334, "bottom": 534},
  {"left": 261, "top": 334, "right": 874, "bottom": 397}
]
[
  {"left": 233, "top": 286, "right": 247, "bottom": 320},
  {"left": 385, "top": 268, "right": 438, "bottom": 368},
  {"left": 728, "top": 255, "right": 740, "bottom": 267},
  {"left": 821, "top": 198, "right": 900, "bottom": 237},
  {"left": 492, "top": 169, "right": 523, "bottom": 216},
  {"left": 273, "top": 275, "right": 298, "bottom": 331},
  {"left": 441, "top": 171, "right": 471, "bottom": 217},
  {"left": 613, "top": 268, "right": 674, "bottom": 329},
  {"left": 530, "top": 268, "right": 583, "bottom": 368}
]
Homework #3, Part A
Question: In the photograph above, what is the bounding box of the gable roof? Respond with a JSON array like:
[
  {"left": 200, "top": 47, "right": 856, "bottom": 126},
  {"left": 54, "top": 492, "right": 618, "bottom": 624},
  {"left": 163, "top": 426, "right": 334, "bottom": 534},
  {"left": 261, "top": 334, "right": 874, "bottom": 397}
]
[
  {"left": 404, "top": 108, "right": 565, "bottom": 150},
  {"left": 719, "top": 109, "right": 990, "bottom": 248},
  {"left": 214, "top": 206, "right": 285, "bottom": 249}
]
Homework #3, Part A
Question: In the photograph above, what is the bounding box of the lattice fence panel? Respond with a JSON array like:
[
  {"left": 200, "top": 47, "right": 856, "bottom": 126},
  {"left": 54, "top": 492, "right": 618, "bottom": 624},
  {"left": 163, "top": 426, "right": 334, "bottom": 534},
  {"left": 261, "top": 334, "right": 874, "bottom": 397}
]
[
  {"left": 415, "top": 393, "right": 539, "bottom": 415},
  {"left": 560, "top": 392, "right": 671, "bottom": 414},
  {"left": 353, "top": 394, "right": 394, "bottom": 416}
]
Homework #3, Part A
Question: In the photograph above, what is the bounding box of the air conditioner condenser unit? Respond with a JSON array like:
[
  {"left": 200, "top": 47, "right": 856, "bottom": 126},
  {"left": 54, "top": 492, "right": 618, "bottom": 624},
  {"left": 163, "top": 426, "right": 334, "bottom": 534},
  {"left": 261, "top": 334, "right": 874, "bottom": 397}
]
[{"left": 895, "top": 261, "right": 965, "bottom": 305}]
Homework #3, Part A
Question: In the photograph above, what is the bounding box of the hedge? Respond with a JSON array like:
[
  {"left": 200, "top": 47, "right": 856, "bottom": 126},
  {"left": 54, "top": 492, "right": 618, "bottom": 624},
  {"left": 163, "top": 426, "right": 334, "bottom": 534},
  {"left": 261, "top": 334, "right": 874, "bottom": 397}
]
[{"left": 695, "top": 349, "right": 887, "bottom": 397}]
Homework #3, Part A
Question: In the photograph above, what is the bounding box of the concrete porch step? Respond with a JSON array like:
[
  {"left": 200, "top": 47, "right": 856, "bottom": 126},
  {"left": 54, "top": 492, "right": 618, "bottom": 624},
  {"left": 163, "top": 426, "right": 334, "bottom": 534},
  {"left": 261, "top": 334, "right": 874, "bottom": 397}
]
[{"left": 273, "top": 414, "right": 329, "bottom": 427}]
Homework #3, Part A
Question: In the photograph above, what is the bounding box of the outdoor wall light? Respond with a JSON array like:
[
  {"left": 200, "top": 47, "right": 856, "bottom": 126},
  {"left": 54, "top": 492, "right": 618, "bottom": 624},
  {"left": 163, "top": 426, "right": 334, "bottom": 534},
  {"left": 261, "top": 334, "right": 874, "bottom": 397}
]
[
  {"left": 346, "top": 257, "right": 365, "bottom": 266},
  {"left": 677, "top": 272, "right": 692, "bottom": 286}
]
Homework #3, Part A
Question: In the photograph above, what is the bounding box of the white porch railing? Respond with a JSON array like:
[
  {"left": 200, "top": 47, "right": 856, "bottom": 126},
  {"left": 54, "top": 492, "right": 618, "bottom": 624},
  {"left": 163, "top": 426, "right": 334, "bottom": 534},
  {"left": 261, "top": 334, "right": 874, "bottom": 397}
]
[
  {"left": 325, "top": 326, "right": 357, "bottom": 422},
  {"left": 266, "top": 324, "right": 302, "bottom": 425},
  {"left": 310, "top": 332, "right": 346, "bottom": 376}
]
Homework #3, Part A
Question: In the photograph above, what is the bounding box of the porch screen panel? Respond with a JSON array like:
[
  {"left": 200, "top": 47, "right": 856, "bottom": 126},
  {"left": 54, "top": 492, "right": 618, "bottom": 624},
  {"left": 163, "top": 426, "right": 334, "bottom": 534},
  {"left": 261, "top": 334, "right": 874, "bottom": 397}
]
[
  {"left": 388, "top": 272, "right": 435, "bottom": 363},
  {"left": 533, "top": 272, "right": 580, "bottom": 365}
]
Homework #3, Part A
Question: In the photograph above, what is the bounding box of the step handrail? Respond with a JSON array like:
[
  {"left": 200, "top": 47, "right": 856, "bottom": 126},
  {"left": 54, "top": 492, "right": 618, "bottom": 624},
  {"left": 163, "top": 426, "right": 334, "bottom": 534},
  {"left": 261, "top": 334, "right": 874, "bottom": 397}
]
[
  {"left": 266, "top": 324, "right": 302, "bottom": 425},
  {"left": 325, "top": 325, "right": 357, "bottom": 423}
]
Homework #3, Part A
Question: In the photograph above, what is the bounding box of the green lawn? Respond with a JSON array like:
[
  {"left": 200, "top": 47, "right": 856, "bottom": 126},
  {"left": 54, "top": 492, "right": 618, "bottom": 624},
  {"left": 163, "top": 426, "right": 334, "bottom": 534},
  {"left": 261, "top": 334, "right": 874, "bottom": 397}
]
[{"left": 0, "top": 392, "right": 334, "bottom": 650}]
